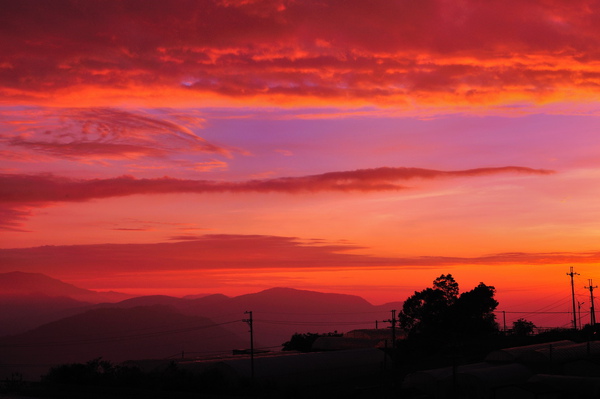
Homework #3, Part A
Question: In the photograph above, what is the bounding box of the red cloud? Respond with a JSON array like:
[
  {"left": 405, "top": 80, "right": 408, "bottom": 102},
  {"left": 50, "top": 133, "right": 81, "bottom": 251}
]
[
  {"left": 0, "top": 206, "right": 33, "bottom": 233},
  {"left": 1, "top": 234, "right": 598, "bottom": 277},
  {"left": 1, "top": 0, "right": 599, "bottom": 107},
  {"left": 0, "top": 166, "right": 553, "bottom": 203},
  {"left": 0, "top": 235, "right": 378, "bottom": 274},
  {"left": 0, "top": 166, "right": 554, "bottom": 230}
]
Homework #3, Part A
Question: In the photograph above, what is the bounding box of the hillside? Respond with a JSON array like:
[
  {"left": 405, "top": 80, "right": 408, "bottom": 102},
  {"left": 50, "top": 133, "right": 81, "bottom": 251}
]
[
  {"left": 0, "top": 294, "right": 90, "bottom": 337},
  {"left": 107, "top": 287, "right": 404, "bottom": 350},
  {"left": 0, "top": 272, "right": 405, "bottom": 374},
  {"left": 0, "top": 272, "right": 134, "bottom": 337},
  {"left": 0, "top": 305, "right": 246, "bottom": 381},
  {"left": 0, "top": 271, "right": 132, "bottom": 303}
]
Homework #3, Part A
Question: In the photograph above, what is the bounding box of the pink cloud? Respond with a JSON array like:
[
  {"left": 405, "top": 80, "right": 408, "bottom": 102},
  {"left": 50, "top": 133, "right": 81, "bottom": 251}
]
[
  {"left": 1, "top": 107, "right": 231, "bottom": 162},
  {"left": 186, "top": 160, "right": 229, "bottom": 172},
  {"left": 275, "top": 149, "right": 293, "bottom": 156}
]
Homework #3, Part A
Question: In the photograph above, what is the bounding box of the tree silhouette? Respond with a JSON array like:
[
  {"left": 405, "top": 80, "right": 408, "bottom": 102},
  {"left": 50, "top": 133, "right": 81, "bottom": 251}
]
[
  {"left": 282, "top": 331, "right": 341, "bottom": 352},
  {"left": 399, "top": 275, "right": 499, "bottom": 342},
  {"left": 433, "top": 274, "right": 459, "bottom": 304},
  {"left": 512, "top": 318, "right": 536, "bottom": 336},
  {"left": 399, "top": 274, "right": 458, "bottom": 335},
  {"left": 452, "top": 282, "right": 499, "bottom": 338}
]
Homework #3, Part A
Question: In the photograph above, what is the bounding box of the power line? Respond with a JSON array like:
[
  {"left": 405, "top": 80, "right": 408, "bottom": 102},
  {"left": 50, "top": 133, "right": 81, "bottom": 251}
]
[
  {"left": 383, "top": 310, "right": 397, "bottom": 350},
  {"left": 585, "top": 279, "right": 598, "bottom": 326},
  {"left": 256, "top": 319, "right": 374, "bottom": 326},
  {"left": 256, "top": 310, "right": 391, "bottom": 315},
  {"left": 242, "top": 311, "right": 254, "bottom": 382},
  {"left": 567, "top": 266, "right": 579, "bottom": 329},
  {"left": 0, "top": 320, "right": 241, "bottom": 349},
  {"left": 498, "top": 311, "right": 572, "bottom": 314}
]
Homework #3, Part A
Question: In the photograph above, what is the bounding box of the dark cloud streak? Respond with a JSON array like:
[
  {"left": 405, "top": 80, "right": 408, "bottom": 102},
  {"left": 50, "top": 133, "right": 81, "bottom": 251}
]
[
  {"left": 0, "top": 166, "right": 555, "bottom": 230},
  {"left": 0, "top": 166, "right": 554, "bottom": 203},
  {"left": 0, "top": 234, "right": 597, "bottom": 276}
]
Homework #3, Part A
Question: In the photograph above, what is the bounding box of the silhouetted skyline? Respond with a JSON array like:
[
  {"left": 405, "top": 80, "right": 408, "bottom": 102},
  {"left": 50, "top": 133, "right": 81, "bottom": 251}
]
[{"left": 2, "top": 1, "right": 599, "bottom": 317}]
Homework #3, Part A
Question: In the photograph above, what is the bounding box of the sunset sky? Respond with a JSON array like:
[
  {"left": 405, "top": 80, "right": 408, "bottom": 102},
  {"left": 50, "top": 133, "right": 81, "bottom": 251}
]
[{"left": 2, "top": 0, "right": 600, "bottom": 327}]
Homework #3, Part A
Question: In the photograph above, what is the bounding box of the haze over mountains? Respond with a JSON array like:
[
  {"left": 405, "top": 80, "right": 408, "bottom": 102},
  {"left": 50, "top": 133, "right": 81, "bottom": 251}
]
[
  {"left": 0, "top": 272, "right": 402, "bottom": 380},
  {"left": 0, "top": 272, "right": 135, "bottom": 337},
  {"left": 0, "top": 271, "right": 133, "bottom": 303}
]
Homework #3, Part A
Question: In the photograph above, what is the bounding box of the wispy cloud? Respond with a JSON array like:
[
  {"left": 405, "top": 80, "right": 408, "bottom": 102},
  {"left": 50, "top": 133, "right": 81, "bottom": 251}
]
[
  {"left": 111, "top": 227, "right": 152, "bottom": 232},
  {"left": 1, "top": 166, "right": 553, "bottom": 203},
  {"left": 0, "top": 107, "right": 231, "bottom": 163},
  {"left": 0, "top": 206, "right": 33, "bottom": 233},
  {"left": 0, "top": 166, "right": 554, "bottom": 230}
]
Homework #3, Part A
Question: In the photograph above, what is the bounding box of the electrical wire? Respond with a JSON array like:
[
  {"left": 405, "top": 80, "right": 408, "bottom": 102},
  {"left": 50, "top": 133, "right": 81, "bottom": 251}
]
[{"left": 0, "top": 320, "right": 241, "bottom": 349}]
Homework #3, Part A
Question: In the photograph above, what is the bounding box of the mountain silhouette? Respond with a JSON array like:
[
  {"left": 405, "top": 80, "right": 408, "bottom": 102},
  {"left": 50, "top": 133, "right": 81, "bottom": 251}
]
[
  {"left": 0, "top": 271, "right": 404, "bottom": 380},
  {"left": 231, "top": 287, "right": 373, "bottom": 310},
  {"left": 0, "top": 305, "right": 246, "bottom": 381},
  {"left": 0, "top": 272, "right": 133, "bottom": 337},
  {"left": 0, "top": 271, "right": 132, "bottom": 302},
  {"left": 103, "top": 287, "right": 403, "bottom": 350},
  {"left": 0, "top": 294, "right": 90, "bottom": 337}
]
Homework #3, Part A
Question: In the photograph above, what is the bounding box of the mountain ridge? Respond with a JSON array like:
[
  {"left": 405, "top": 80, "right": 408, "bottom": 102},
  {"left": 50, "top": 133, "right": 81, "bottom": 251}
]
[
  {"left": 0, "top": 271, "right": 405, "bottom": 381},
  {"left": 0, "top": 271, "right": 404, "bottom": 347},
  {"left": 0, "top": 271, "right": 133, "bottom": 303},
  {"left": 0, "top": 304, "right": 247, "bottom": 380}
]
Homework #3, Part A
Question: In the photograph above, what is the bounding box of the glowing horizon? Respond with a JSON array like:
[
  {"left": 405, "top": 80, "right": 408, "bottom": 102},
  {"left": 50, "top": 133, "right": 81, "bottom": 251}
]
[{"left": 2, "top": 0, "right": 600, "bottom": 328}]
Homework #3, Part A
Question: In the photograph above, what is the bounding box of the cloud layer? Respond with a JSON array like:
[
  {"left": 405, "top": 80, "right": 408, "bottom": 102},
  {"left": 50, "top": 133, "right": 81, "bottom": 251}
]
[
  {"left": 1, "top": 166, "right": 552, "bottom": 202},
  {"left": 0, "top": 165, "right": 553, "bottom": 231},
  {"left": 2, "top": 0, "right": 600, "bottom": 107},
  {"left": 1, "top": 234, "right": 597, "bottom": 277},
  {"left": 0, "top": 107, "right": 229, "bottom": 163}
]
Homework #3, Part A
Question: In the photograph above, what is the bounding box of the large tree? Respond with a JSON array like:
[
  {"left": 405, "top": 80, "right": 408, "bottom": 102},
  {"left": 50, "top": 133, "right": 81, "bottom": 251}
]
[
  {"left": 399, "top": 275, "right": 498, "bottom": 342},
  {"left": 399, "top": 274, "right": 458, "bottom": 335},
  {"left": 433, "top": 274, "right": 459, "bottom": 304},
  {"left": 451, "top": 282, "right": 499, "bottom": 337}
]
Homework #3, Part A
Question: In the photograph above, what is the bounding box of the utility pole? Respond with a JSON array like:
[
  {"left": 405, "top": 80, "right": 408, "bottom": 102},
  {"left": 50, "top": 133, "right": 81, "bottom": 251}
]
[
  {"left": 585, "top": 280, "right": 598, "bottom": 326},
  {"left": 242, "top": 311, "right": 254, "bottom": 381},
  {"left": 567, "top": 267, "right": 579, "bottom": 329},
  {"left": 384, "top": 310, "right": 397, "bottom": 349},
  {"left": 578, "top": 301, "right": 585, "bottom": 330}
]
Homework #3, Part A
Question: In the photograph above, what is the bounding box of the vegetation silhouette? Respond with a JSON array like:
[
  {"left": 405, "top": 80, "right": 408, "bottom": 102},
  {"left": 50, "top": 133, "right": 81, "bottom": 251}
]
[
  {"left": 39, "top": 358, "right": 228, "bottom": 397},
  {"left": 394, "top": 274, "right": 500, "bottom": 372},
  {"left": 282, "top": 331, "right": 342, "bottom": 352},
  {"left": 399, "top": 274, "right": 498, "bottom": 343},
  {"left": 512, "top": 318, "right": 536, "bottom": 337}
]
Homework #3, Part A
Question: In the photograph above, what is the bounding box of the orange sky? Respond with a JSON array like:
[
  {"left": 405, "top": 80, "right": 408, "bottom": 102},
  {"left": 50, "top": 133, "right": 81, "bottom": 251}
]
[{"left": 2, "top": 0, "right": 600, "bottom": 328}]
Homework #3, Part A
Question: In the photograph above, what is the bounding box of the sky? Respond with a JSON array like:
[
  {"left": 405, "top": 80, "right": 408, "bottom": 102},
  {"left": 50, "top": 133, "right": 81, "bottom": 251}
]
[{"left": 2, "top": 0, "right": 600, "bottom": 328}]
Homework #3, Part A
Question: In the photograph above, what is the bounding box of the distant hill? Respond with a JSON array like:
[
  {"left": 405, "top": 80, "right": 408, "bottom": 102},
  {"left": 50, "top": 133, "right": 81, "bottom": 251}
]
[
  {"left": 182, "top": 293, "right": 216, "bottom": 299},
  {"left": 231, "top": 287, "right": 373, "bottom": 310},
  {"left": 104, "top": 287, "right": 404, "bottom": 350},
  {"left": 0, "top": 305, "right": 247, "bottom": 381},
  {"left": 0, "top": 271, "right": 132, "bottom": 303},
  {"left": 0, "top": 293, "right": 91, "bottom": 337},
  {"left": 0, "top": 272, "right": 133, "bottom": 337},
  {"left": 0, "top": 272, "right": 404, "bottom": 366}
]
